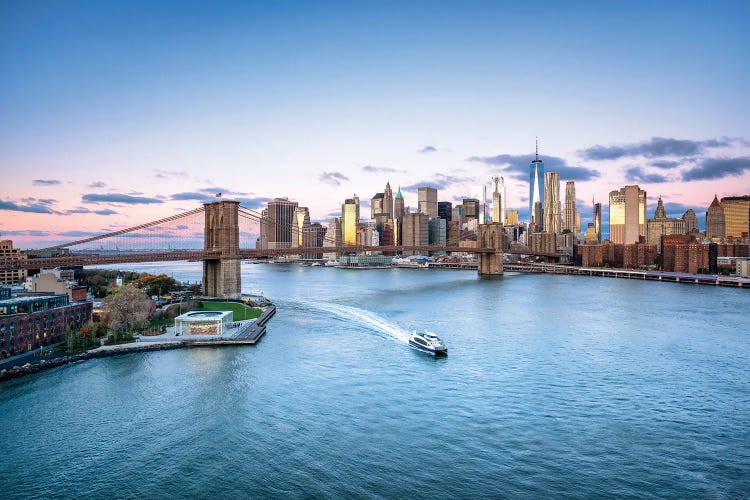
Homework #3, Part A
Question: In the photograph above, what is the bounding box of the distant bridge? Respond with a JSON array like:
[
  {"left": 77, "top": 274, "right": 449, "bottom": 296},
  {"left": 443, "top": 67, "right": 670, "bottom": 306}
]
[{"left": 1, "top": 201, "right": 560, "bottom": 296}]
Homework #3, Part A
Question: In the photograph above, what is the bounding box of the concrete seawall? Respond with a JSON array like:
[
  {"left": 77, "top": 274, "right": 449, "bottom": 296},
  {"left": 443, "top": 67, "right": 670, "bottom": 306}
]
[{"left": 0, "top": 343, "right": 185, "bottom": 382}]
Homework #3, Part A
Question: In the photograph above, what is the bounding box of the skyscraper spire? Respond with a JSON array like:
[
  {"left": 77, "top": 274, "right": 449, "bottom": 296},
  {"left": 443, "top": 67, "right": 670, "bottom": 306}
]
[{"left": 535, "top": 136, "right": 539, "bottom": 161}]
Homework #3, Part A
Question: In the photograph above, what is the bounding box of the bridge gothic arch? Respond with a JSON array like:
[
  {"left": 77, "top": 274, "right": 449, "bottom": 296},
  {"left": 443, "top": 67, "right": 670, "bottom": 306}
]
[
  {"left": 202, "top": 201, "right": 241, "bottom": 298},
  {"left": 477, "top": 223, "right": 504, "bottom": 276}
]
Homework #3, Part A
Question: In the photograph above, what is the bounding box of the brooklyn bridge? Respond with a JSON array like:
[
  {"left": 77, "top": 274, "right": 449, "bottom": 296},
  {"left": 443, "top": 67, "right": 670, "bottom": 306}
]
[{"left": 0, "top": 201, "right": 559, "bottom": 297}]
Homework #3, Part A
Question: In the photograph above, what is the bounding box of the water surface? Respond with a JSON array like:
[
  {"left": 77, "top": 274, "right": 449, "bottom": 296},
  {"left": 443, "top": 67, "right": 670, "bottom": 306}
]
[{"left": 1, "top": 263, "right": 749, "bottom": 498}]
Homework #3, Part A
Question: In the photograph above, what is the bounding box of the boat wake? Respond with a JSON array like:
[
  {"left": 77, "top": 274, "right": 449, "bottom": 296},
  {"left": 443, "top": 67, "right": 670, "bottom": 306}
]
[{"left": 290, "top": 300, "right": 411, "bottom": 344}]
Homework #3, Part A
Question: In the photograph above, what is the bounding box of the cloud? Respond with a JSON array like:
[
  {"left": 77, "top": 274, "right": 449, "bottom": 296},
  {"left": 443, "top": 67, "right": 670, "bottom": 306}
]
[
  {"left": 319, "top": 171, "right": 349, "bottom": 186},
  {"left": 682, "top": 156, "right": 750, "bottom": 181},
  {"left": 660, "top": 202, "right": 702, "bottom": 217},
  {"left": 32, "top": 179, "right": 61, "bottom": 186},
  {"left": 401, "top": 174, "right": 475, "bottom": 192},
  {"left": 22, "top": 197, "right": 57, "bottom": 205},
  {"left": 94, "top": 208, "right": 118, "bottom": 215},
  {"left": 580, "top": 137, "right": 741, "bottom": 161},
  {"left": 198, "top": 187, "right": 251, "bottom": 196},
  {"left": 650, "top": 160, "right": 682, "bottom": 170},
  {"left": 61, "top": 207, "right": 118, "bottom": 216},
  {"left": 82, "top": 193, "right": 163, "bottom": 204},
  {"left": 624, "top": 166, "right": 670, "bottom": 184},
  {"left": 236, "top": 196, "right": 272, "bottom": 209},
  {"left": 154, "top": 169, "right": 188, "bottom": 178},
  {"left": 361, "top": 165, "right": 406, "bottom": 174},
  {"left": 0, "top": 199, "right": 56, "bottom": 214},
  {"left": 64, "top": 207, "right": 91, "bottom": 215},
  {"left": 171, "top": 192, "right": 211, "bottom": 201},
  {"left": 0, "top": 230, "right": 51, "bottom": 237},
  {"left": 466, "top": 153, "right": 600, "bottom": 181},
  {"left": 418, "top": 146, "right": 437, "bottom": 154},
  {"left": 87, "top": 181, "right": 106, "bottom": 188},
  {"left": 57, "top": 230, "right": 101, "bottom": 238}
]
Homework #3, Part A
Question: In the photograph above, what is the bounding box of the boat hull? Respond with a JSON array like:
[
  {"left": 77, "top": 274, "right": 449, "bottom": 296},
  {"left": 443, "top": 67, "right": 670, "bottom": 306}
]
[{"left": 409, "top": 339, "right": 448, "bottom": 356}]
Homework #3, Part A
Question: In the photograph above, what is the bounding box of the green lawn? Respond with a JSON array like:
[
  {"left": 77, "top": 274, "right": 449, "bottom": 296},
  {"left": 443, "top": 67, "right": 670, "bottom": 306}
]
[{"left": 199, "top": 301, "right": 262, "bottom": 321}]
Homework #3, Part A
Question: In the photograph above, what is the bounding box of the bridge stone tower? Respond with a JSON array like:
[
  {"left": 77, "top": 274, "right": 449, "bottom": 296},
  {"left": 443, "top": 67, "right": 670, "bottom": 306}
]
[
  {"left": 477, "top": 223, "right": 504, "bottom": 276},
  {"left": 203, "top": 200, "right": 241, "bottom": 298}
]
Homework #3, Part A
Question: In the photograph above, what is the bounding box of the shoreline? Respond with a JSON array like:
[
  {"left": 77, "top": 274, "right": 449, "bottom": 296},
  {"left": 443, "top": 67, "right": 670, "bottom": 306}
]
[{"left": 0, "top": 305, "right": 276, "bottom": 383}]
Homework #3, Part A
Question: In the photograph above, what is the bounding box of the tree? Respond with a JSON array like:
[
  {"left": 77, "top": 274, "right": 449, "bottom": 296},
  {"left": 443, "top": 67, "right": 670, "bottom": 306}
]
[
  {"left": 103, "top": 285, "right": 153, "bottom": 334},
  {"left": 132, "top": 273, "right": 179, "bottom": 297}
]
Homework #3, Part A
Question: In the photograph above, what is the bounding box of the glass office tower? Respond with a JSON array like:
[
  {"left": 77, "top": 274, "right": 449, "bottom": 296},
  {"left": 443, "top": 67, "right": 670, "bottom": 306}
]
[{"left": 529, "top": 141, "right": 545, "bottom": 228}]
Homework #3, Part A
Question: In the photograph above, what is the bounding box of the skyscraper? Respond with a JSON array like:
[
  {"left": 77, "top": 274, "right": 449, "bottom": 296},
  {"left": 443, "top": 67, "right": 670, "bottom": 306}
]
[
  {"left": 646, "top": 196, "right": 685, "bottom": 253},
  {"left": 257, "top": 208, "right": 269, "bottom": 250},
  {"left": 470, "top": 185, "right": 487, "bottom": 223},
  {"left": 383, "top": 182, "right": 393, "bottom": 218},
  {"left": 437, "top": 201, "right": 453, "bottom": 221},
  {"left": 506, "top": 210, "right": 519, "bottom": 225},
  {"left": 371, "top": 192, "right": 384, "bottom": 219},
  {"left": 706, "top": 195, "right": 725, "bottom": 239},
  {"left": 341, "top": 195, "right": 360, "bottom": 245},
  {"left": 452, "top": 205, "right": 463, "bottom": 226},
  {"left": 563, "top": 181, "right": 577, "bottom": 233},
  {"left": 402, "top": 212, "right": 429, "bottom": 256},
  {"left": 593, "top": 200, "right": 602, "bottom": 242},
  {"left": 418, "top": 187, "right": 438, "bottom": 218},
  {"left": 267, "top": 198, "right": 298, "bottom": 249},
  {"left": 720, "top": 195, "right": 750, "bottom": 238},
  {"left": 609, "top": 185, "right": 646, "bottom": 244},
  {"left": 529, "top": 139, "right": 545, "bottom": 228},
  {"left": 302, "top": 223, "right": 325, "bottom": 259},
  {"left": 394, "top": 187, "right": 405, "bottom": 221},
  {"left": 543, "top": 171, "right": 561, "bottom": 234},
  {"left": 490, "top": 176, "right": 506, "bottom": 224},
  {"left": 682, "top": 209, "right": 698, "bottom": 234},
  {"left": 294, "top": 206, "right": 311, "bottom": 247},
  {"left": 462, "top": 198, "right": 480, "bottom": 222},
  {"left": 323, "top": 217, "right": 342, "bottom": 259}
]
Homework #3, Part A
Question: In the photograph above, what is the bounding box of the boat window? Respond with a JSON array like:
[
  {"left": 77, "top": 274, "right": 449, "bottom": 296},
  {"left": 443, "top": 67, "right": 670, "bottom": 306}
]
[{"left": 415, "top": 338, "right": 427, "bottom": 345}]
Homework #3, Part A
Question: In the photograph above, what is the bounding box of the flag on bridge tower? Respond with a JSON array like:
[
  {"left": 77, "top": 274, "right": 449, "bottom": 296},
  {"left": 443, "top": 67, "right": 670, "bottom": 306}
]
[{"left": 216, "top": 193, "right": 222, "bottom": 198}]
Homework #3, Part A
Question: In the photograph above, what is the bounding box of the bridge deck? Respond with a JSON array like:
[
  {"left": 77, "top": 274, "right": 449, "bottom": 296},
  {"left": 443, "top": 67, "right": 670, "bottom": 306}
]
[{"left": 1, "top": 247, "right": 559, "bottom": 271}]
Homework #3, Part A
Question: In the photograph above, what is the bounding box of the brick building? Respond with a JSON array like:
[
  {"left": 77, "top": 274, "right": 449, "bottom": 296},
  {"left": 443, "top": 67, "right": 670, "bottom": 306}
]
[
  {"left": 662, "top": 242, "right": 718, "bottom": 274},
  {"left": 0, "top": 240, "right": 28, "bottom": 285},
  {"left": 577, "top": 242, "right": 655, "bottom": 269},
  {"left": 1, "top": 294, "right": 92, "bottom": 359},
  {"left": 528, "top": 232, "right": 556, "bottom": 254}
]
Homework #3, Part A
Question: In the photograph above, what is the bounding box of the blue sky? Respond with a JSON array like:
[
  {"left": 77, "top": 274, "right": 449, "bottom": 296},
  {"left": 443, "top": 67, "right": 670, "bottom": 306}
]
[{"left": 1, "top": 0, "right": 749, "bottom": 246}]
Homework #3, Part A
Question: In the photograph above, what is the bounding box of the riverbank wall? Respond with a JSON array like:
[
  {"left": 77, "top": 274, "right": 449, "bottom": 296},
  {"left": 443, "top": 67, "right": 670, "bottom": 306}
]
[{"left": 0, "top": 342, "right": 185, "bottom": 382}]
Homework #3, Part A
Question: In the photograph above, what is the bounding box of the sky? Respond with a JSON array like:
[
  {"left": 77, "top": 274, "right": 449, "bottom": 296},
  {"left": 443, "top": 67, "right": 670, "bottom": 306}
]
[{"left": 2, "top": 0, "right": 749, "bottom": 248}]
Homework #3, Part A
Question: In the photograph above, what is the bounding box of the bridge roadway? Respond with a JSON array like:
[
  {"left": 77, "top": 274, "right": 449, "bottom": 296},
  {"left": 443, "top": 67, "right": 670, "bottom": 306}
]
[{"left": 0, "top": 246, "right": 559, "bottom": 271}]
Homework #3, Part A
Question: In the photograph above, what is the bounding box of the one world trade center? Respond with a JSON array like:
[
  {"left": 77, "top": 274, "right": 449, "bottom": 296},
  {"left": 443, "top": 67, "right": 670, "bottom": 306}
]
[{"left": 529, "top": 139, "right": 545, "bottom": 230}]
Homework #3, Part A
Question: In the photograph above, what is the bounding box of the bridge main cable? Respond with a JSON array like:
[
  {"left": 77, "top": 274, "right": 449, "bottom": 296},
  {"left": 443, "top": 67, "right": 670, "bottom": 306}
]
[{"left": 33, "top": 206, "right": 206, "bottom": 253}]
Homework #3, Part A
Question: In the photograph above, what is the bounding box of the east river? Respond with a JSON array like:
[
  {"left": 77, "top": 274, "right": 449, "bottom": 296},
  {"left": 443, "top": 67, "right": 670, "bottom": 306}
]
[{"left": 1, "top": 263, "right": 749, "bottom": 498}]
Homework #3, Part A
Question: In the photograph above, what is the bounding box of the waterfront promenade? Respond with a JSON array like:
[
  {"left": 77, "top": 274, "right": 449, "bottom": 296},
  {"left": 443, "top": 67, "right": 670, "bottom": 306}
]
[{"left": 427, "top": 261, "right": 750, "bottom": 288}]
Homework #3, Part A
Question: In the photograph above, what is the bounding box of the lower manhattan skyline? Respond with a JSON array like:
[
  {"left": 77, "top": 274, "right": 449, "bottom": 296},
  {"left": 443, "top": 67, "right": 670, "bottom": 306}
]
[{"left": 2, "top": 1, "right": 750, "bottom": 247}]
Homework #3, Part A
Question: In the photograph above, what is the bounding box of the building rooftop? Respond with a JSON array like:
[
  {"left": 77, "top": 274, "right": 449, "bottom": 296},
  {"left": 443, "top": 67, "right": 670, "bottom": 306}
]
[
  {"left": 0, "top": 294, "right": 63, "bottom": 306},
  {"left": 175, "top": 310, "right": 233, "bottom": 321}
]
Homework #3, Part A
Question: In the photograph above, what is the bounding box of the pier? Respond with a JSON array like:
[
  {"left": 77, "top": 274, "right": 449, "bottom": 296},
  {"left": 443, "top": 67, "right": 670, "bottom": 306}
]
[{"left": 502, "top": 263, "right": 750, "bottom": 288}]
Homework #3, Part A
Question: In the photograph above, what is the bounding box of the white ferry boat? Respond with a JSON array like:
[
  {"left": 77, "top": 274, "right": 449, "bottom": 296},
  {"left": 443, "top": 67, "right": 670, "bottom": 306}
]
[{"left": 409, "top": 330, "right": 448, "bottom": 355}]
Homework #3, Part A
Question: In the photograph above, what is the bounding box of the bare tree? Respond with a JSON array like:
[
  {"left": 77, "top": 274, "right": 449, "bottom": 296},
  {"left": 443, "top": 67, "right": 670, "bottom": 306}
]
[{"left": 103, "top": 284, "right": 153, "bottom": 334}]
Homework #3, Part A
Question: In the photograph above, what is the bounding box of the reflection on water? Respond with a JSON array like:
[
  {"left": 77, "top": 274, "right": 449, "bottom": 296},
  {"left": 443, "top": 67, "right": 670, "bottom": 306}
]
[{"left": 1, "top": 262, "right": 749, "bottom": 499}]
